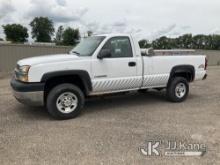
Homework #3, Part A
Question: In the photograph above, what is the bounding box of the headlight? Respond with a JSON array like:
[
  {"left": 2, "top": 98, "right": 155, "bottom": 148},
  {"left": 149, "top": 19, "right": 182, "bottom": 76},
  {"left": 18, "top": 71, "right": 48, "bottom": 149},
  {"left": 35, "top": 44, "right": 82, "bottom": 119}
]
[
  {"left": 19, "top": 65, "right": 31, "bottom": 73},
  {"left": 17, "top": 74, "right": 29, "bottom": 82},
  {"left": 15, "top": 65, "right": 31, "bottom": 82}
]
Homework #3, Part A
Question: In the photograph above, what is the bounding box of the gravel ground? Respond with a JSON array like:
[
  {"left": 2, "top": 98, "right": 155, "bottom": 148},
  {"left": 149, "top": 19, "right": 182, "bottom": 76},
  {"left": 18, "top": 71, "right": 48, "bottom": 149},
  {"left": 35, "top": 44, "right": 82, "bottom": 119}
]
[{"left": 0, "top": 67, "right": 220, "bottom": 165}]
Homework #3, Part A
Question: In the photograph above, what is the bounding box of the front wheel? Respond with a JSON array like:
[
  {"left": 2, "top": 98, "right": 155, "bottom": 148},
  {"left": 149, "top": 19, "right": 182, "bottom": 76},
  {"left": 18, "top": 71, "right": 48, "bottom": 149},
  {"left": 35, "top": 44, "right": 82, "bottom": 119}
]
[
  {"left": 46, "top": 83, "right": 85, "bottom": 120},
  {"left": 166, "top": 77, "right": 189, "bottom": 102}
]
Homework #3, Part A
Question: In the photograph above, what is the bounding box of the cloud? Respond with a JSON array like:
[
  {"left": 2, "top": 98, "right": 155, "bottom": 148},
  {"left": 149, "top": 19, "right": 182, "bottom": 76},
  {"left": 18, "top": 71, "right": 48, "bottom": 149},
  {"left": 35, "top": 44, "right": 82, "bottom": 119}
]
[
  {"left": 27, "top": 0, "right": 88, "bottom": 23},
  {"left": 151, "top": 24, "right": 176, "bottom": 39},
  {"left": 138, "top": 24, "right": 178, "bottom": 41},
  {"left": 84, "top": 22, "right": 100, "bottom": 32},
  {"left": 181, "top": 26, "right": 191, "bottom": 30},
  {"left": 211, "top": 28, "right": 220, "bottom": 34},
  {"left": 1, "top": 0, "right": 220, "bottom": 40},
  {"left": 112, "top": 20, "right": 127, "bottom": 27},
  {"left": 0, "top": 0, "right": 16, "bottom": 22},
  {"left": 111, "top": 20, "right": 127, "bottom": 33},
  {"left": 0, "top": 0, "right": 15, "bottom": 18},
  {"left": 56, "top": 0, "right": 66, "bottom": 6},
  {"left": 82, "top": 18, "right": 143, "bottom": 40},
  {"left": 82, "top": 20, "right": 127, "bottom": 34},
  {"left": 168, "top": 31, "right": 181, "bottom": 37}
]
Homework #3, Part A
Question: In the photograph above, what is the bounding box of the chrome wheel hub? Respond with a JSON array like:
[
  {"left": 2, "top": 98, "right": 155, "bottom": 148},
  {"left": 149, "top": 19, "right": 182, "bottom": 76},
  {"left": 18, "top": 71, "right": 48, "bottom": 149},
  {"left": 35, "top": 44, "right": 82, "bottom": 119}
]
[
  {"left": 56, "top": 92, "right": 78, "bottom": 113},
  {"left": 175, "top": 83, "right": 186, "bottom": 98}
]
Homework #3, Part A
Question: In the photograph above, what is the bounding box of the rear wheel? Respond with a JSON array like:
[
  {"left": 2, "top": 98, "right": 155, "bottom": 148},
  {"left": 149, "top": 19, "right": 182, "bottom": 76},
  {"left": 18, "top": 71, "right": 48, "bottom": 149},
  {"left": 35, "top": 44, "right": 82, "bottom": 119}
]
[
  {"left": 166, "top": 77, "right": 189, "bottom": 102},
  {"left": 46, "top": 83, "right": 84, "bottom": 119}
]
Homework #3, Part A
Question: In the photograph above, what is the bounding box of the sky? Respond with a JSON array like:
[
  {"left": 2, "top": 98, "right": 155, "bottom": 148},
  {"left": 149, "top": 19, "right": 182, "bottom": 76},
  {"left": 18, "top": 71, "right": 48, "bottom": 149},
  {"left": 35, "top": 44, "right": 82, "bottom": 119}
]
[{"left": 0, "top": 0, "right": 220, "bottom": 41}]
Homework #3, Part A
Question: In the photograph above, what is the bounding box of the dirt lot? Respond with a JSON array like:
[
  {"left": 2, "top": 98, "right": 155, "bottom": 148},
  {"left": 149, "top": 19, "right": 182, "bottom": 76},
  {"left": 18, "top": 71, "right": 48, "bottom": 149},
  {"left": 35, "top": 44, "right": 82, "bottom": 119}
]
[{"left": 0, "top": 67, "right": 220, "bottom": 165}]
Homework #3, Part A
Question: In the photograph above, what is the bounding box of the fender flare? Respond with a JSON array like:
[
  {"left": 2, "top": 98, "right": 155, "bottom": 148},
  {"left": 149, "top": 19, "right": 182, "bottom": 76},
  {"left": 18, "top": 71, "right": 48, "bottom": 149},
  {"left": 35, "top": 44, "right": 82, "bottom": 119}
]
[
  {"left": 41, "top": 70, "right": 92, "bottom": 95},
  {"left": 169, "top": 65, "right": 195, "bottom": 82}
]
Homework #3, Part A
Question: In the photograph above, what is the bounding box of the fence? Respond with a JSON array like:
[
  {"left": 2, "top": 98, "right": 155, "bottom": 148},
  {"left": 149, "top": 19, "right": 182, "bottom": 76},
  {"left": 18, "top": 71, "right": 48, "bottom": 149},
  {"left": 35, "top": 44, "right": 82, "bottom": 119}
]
[
  {"left": 0, "top": 44, "right": 220, "bottom": 72},
  {"left": 195, "top": 50, "right": 220, "bottom": 66},
  {"left": 0, "top": 44, "right": 72, "bottom": 72}
]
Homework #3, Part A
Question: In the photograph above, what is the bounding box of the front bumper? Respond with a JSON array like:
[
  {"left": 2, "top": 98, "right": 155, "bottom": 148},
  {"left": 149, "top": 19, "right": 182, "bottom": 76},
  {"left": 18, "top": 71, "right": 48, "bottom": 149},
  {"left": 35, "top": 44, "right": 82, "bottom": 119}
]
[{"left": 10, "top": 78, "right": 45, "bottom": 106}]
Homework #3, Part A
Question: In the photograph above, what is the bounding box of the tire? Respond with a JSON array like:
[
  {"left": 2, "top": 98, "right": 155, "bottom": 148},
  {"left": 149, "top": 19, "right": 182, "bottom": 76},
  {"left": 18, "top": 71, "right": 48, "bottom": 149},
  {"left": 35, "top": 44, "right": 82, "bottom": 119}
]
[
  {"left": 46, "top": 83, "right": 85, "bottom": 120},
  {"left": 166, "top": 77, "right": 189, "bottom": 102}
]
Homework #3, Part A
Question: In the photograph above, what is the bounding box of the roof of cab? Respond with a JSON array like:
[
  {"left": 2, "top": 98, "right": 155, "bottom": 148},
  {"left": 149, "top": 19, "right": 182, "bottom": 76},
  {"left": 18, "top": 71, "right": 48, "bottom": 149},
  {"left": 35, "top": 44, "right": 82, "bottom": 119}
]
[{"left": 94, "top": 33, "right": 131, "bottom": 37}]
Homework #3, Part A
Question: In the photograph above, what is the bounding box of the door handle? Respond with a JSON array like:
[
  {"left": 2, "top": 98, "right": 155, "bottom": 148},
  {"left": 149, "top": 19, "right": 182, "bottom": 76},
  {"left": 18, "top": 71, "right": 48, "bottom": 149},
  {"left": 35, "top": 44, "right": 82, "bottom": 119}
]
[{"left": 128, "top": 62, "right": 136, "bottom": 67}]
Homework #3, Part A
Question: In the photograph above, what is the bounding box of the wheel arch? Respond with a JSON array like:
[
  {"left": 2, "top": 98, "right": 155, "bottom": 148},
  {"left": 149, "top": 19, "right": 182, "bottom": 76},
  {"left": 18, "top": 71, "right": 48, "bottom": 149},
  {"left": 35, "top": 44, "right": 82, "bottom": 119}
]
[
  {"left": 169, "top": 65, "right": 195, "bottom": 83},
  {"left": 41, "top": 70, "right": 92, "bottom": 97}
]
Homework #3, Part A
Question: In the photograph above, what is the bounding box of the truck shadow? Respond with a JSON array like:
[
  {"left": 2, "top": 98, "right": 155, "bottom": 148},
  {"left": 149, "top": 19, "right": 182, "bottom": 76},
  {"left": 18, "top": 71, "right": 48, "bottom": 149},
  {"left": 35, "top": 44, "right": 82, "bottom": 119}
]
[
  {"left": 16, "top": 105, "right": 49, "bottom": 120},
  {"left": 83, "top": 90, "right": 167, "bottom": 114},
  {"left": 16, "top": 90, "right": 168, "bottom": 120}
]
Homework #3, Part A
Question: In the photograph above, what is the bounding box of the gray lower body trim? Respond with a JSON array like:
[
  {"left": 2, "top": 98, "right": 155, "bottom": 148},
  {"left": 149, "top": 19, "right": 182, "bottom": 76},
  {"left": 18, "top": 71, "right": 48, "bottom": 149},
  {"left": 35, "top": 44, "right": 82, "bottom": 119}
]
[
  {"left": 13, "top": 90, "right": 44, "bottom": 106},
  {"left": 92, "top": 77, "right": 142, "bottom": 93}
]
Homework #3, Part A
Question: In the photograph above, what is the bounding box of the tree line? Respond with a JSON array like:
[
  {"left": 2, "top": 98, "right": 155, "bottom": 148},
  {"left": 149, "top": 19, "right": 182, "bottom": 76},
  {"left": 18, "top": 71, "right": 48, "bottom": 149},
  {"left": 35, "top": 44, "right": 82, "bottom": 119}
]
[
  {"left": 1, "top": 16, "right": 220, "bottom": 49},
  {"left": 1, "top": 17, "right": 81, "bottom": 46},
  {"left": 139, "top": 34, "right": 220, "bottom": 50}
]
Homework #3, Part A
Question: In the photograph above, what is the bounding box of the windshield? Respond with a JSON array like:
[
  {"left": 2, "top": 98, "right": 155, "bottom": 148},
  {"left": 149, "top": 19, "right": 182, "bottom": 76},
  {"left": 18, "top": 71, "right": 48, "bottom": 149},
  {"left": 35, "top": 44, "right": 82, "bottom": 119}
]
[{"left": 70, "top": 36, "right": 105, "bottom": 56}]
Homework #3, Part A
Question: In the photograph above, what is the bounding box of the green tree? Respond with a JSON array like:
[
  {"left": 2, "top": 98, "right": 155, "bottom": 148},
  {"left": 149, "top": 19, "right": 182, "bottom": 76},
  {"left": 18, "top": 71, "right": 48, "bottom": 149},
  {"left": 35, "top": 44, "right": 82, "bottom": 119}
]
[
  {"left": 139, "top": 39, "right": 151, "bottom": 48},
  {"left": 192, "top": 35, "right": 207, "bottom": 49},
  {"left": 152, "top": 36, "right": 174, "bottom": 49},
  {"left": 55, "top": 25, "right": 64, "bottom": 45},
  {"left": 211, "top": 35, "right": 220, "bottom": 50},
  {"left": 177, "top": 34, "right": 193, "bottom": 48},
  {"left": 2, "top": 24, "right": 28, "bottom": 43},
  {"left": 62, "top": 27, "right": 80, "bottom": 46},
  {"left": 140, "top": 33, "right": 220, "bottom": 50},
  {"left": 30, "top": 17, "right": 55, "bottom": 42},
  {"left": 205, "top": 35, "right": 214, "bottom": 49}
]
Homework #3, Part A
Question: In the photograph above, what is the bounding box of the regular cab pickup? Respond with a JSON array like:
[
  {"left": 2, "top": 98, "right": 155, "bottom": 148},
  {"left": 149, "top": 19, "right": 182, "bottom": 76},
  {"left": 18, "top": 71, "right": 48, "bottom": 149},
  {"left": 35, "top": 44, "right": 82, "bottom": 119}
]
[{"left": 11, "top": 34, "right": 207, "bottom": 119}]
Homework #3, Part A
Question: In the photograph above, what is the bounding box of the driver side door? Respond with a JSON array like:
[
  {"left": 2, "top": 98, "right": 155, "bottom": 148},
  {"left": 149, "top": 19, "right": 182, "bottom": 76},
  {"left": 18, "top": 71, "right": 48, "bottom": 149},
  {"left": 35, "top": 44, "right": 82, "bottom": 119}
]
[{"left": 91, "top": 37, "right": 140, "bottom": 94}]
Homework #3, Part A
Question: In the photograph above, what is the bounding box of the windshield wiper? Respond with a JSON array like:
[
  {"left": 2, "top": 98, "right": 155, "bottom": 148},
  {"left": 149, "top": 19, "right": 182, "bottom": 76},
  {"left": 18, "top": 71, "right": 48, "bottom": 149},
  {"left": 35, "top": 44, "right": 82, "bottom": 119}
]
[{"left": 72, "top": 51, "right": 80, "bottom": 55}]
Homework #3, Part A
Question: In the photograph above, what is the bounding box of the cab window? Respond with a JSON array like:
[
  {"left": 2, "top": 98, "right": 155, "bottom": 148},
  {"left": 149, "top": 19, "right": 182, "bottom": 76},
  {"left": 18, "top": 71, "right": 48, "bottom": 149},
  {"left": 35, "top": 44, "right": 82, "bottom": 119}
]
[{"left": 102, "top": 37, "right": 133, "bottom": 58}]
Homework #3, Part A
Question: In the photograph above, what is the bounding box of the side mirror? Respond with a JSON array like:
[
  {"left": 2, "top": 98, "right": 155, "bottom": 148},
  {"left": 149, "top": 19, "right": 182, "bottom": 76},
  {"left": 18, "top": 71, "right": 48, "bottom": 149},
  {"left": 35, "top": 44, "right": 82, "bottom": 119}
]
[
  {"left": 141, "top": 48, "right": 154, "bottom": 56},
  {"left": 148, "top": 48, "right": 154, "bottom": 56},
  {"left": 97, "top": 49, "right": 111, "bottom": 59}
]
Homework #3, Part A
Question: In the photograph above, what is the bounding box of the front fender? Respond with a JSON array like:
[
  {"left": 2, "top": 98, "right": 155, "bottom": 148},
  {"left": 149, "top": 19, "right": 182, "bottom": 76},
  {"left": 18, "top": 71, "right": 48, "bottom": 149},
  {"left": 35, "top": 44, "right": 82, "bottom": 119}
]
[{"left": 41, "top": 70, "right": 92, "bottom": 94}]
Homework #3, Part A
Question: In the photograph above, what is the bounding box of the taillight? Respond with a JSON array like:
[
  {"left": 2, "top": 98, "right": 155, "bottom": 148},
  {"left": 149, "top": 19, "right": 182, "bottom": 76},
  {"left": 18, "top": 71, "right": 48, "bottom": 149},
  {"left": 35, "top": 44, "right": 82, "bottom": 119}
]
[{"left": 205, "top": 57, "right": 208, "bottom": 70}]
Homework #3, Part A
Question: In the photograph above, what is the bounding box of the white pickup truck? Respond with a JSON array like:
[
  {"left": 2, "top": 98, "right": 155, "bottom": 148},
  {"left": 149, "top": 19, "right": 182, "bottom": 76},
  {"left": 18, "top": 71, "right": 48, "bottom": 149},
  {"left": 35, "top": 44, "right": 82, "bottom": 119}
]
[{"left": 11, "top": 34, "right": 207, "bottom": 119}]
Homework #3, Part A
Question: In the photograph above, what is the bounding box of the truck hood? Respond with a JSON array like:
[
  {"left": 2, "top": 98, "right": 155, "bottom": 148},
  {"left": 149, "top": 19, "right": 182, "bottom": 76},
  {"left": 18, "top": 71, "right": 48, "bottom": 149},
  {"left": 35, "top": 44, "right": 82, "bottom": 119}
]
[{"left": 17, "top": 54, "right": 82, "bottom": 66}]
